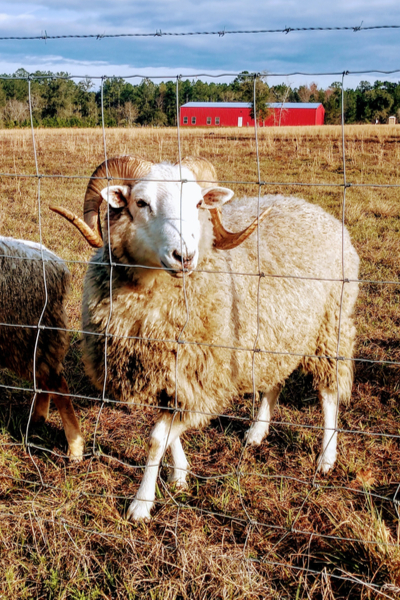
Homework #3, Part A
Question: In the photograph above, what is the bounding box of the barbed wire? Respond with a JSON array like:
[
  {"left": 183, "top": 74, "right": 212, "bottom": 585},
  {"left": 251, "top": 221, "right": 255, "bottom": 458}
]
[
  {"left": 1, "top": 22, "right": 400, "bottom": 42},
  {"left": 0, "top": 68, "right": 400, "bottom": 82},
  {"left": 0, "top": 66, "right": 399, "bottom": 598}
]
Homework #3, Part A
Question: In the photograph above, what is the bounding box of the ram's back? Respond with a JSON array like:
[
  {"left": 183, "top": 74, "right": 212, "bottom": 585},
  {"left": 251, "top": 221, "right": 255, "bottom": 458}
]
[{"left": 221, "top": 195, "right": 358, "bottom": 279}]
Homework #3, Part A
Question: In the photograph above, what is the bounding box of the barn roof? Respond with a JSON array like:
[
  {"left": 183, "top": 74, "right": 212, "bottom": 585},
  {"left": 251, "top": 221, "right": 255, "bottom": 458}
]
[{"left": 181, "top": 102, "right": 323, "bottom": 109}]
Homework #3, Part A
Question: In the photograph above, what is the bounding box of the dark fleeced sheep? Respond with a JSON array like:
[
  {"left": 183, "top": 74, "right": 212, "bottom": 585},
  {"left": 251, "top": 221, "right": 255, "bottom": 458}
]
[{"left": 0, "top": 237, "right": 84, "bottom": 459}]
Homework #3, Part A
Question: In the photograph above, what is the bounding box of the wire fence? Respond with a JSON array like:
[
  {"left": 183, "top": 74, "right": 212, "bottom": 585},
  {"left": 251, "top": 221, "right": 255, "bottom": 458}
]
[
  {"left": 0, "top": 22, "right": 400, "bottom": 40},
  {"left": 0, "top": 68, "right": 400, "bottom": 597}
]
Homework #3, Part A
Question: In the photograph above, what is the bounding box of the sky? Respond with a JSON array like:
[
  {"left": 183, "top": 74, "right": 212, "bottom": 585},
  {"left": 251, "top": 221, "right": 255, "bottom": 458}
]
[{"left": 0, "top": 0, "right": 399, "bottom": 90}]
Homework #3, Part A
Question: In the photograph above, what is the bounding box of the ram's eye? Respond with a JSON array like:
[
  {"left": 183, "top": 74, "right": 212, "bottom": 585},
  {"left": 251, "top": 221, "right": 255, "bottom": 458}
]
[
  {"left": 136, "top": 199, "right": 148, "bottom": 208},
  {"left": 196, "top": 200, "right": 203, "bottom": 209}
]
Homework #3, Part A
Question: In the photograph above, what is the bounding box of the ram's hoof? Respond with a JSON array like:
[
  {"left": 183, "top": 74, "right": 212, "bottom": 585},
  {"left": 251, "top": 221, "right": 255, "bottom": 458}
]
[
  {"left": 68, "top": 437, "right": 85, "bottom": 462},
  {"left": 317, "top": 452, "right": 336, "bottom": 474},
  {"left": 127, "top": 499, "right": 152, "bottom": 522},
  {"left": 245, "top": 425, "right": 267, "bottom": 446},
  {"left": 168, "top": 475, "right": 188, "bottom": 490}
]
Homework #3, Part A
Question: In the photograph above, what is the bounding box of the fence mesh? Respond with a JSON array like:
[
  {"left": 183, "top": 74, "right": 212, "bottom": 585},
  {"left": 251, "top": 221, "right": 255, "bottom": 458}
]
[{"left": 0, "top": 68, "right": 399, "bottom": 598}]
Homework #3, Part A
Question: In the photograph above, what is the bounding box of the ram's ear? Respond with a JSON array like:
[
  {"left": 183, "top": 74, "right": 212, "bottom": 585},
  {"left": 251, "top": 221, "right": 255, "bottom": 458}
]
[
  {"left": 200, "top": 186, "right": 234, "bottom": 208},
  {"left": 100, "top": 185, "right": 131, "bottom": 208}
]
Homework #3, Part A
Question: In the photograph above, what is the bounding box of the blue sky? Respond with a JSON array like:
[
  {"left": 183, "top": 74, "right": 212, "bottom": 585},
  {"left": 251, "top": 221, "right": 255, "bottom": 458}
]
[{"left": 0, "top": 0, "right": 399, "bottom": 89}]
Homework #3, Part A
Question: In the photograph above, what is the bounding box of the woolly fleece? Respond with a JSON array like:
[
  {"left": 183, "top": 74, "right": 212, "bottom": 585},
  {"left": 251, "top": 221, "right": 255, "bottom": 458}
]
[
  {"left": 82, "top": 190, "right": 359, "bottom": 429},
  {"left": 0, "top": 237, "right": 71, "bottom": 381}
]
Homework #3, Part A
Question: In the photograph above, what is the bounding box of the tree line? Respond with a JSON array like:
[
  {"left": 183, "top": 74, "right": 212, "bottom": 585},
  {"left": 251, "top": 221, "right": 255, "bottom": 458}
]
[{"left": 0, "top": 69, "right": 399, "bottom": 128}]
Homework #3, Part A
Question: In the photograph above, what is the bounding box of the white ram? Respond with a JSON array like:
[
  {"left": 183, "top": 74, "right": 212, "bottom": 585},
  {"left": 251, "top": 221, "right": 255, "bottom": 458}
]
[{"left": 52, "top": 156, "right": 359, "bottom": 520}]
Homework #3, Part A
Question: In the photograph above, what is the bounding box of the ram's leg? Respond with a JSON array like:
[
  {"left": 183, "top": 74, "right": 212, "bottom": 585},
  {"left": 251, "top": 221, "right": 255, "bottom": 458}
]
[
  {"left": 32, "top": 391, "right": 50, "bottom": 422},
  {"left": 317, "top": 387, "right": 338, "bottom": 473},
  {"left": 50, "top": 375, "right": 84, "bottom": 461},
  {"left": 245, "top": 387, "right": 280, "bottom": 446},
  {"left": 127, "top": 414, "right": 185, "bottom": 521},
  {"left": 168, "top": 436, "right": 189, "bottom": 489}
]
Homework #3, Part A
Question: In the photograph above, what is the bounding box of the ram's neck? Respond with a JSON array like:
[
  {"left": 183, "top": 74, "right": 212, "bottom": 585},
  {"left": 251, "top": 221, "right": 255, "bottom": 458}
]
[{"left": 95, "top": 244, "right": 171, "bottom": 291}]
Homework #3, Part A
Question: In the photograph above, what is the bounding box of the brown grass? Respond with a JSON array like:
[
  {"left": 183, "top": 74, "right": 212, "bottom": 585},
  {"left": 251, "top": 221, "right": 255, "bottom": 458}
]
[{"left": 0, "top": 124, "right": 400, "bottom": 599}]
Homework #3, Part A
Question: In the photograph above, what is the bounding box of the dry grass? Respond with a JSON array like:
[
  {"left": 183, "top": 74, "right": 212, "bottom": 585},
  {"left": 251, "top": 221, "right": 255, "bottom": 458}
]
[{"left": 0, "top": 124, "right": 400, "bottom": 599}]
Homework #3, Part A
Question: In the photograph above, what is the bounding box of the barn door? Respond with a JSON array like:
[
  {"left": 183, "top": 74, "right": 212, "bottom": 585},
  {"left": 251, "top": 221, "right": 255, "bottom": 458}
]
[{"left": 238, "top": 117, "right": 243, "bottom": 127}]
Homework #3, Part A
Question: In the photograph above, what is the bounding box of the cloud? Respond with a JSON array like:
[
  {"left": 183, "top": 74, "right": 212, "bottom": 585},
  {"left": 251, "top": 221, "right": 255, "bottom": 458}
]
[
  {"left": 0, "top": 54, "right": 240, "bottom": 84},
  {"left": 2, "top": 0, "right": 399, "bottom": 33},
  {"left": 0, "top": 0, "right": 398, "bottom": 88}
]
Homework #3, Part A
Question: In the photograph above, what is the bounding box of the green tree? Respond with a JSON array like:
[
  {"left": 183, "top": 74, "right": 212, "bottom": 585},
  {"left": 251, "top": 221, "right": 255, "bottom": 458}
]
[
  {"left": 270, "top": 83, "right": 292, "bottom": 103},
  {"left": 136, "top": 78, "right": 157, "bottom": 125},
  {"left": 0, "top": 84, "right": 6, "bottom": 108},
  {"left": 233, "top": 72, "right": 270, "bottom": 121},
  {"left": 364, "top": 88, "right": 394, "bottom": 122},
  {"left": 164, "top": 80, "right": 179, "bottom": 125},
  {"left": 1, "top": 69, "right": 29, "bottom": 103},
  {"left": 75, "top": 79, "right": 98, "bottom": 125},
  {"left": 37, "top": 73, "right": 78, "bottom": 123},
  {"left": 343, "top": 89, "right": 357, "bottom": 123},
  {"left": 324, "top": 84, "right": 342, "bottom": 124}
]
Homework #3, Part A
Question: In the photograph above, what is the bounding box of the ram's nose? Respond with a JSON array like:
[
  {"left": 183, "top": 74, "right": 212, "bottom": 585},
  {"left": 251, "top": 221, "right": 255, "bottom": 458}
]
[{"left": 172, "top": 250, "right": 196, "bottom": 269}]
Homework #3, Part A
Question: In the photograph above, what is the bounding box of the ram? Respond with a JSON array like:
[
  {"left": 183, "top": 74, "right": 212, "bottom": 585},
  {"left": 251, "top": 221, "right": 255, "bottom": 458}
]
[
  {"left": 52, "top": 155, "right": 359, "bottom": 520},
  {"left": 0, "top": 236, "right": 84, "bottom": 460}
]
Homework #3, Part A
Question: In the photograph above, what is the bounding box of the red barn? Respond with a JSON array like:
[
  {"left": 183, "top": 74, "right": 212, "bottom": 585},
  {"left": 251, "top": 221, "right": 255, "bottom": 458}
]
[{"left": 180, "top": 102, "right": 325, "bottom": 127}]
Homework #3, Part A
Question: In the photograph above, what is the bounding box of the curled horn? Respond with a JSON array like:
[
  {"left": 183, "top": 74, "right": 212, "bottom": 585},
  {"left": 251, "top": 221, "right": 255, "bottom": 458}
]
[
  {"left": 208, "top": 206, "right": 272, "bottom": 251},
  {"left": 50, "top": 155, "right": 153, "bottom": 248},
  {"left": 49, "top": 205, "right": 103, "bottom": 248},
  {"left": 178, "top": 156, "right": 271, "bottom": 250}
]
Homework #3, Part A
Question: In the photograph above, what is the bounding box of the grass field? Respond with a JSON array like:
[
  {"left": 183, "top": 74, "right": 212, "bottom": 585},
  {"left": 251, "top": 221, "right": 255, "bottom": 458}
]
[{"left": 0, "top": 124, "right": 400, "bottom": 599}]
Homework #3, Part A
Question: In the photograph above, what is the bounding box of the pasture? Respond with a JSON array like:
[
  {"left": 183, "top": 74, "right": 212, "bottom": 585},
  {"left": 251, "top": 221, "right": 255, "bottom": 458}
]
[{"left": 0, "top": 124, "right": 400, "bottom": 599}]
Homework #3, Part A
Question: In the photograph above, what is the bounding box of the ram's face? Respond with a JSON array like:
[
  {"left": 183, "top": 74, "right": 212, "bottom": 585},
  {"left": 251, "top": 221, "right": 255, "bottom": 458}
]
[{"left": 101, "top": 165, "right": 233, "bottom": 277}]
